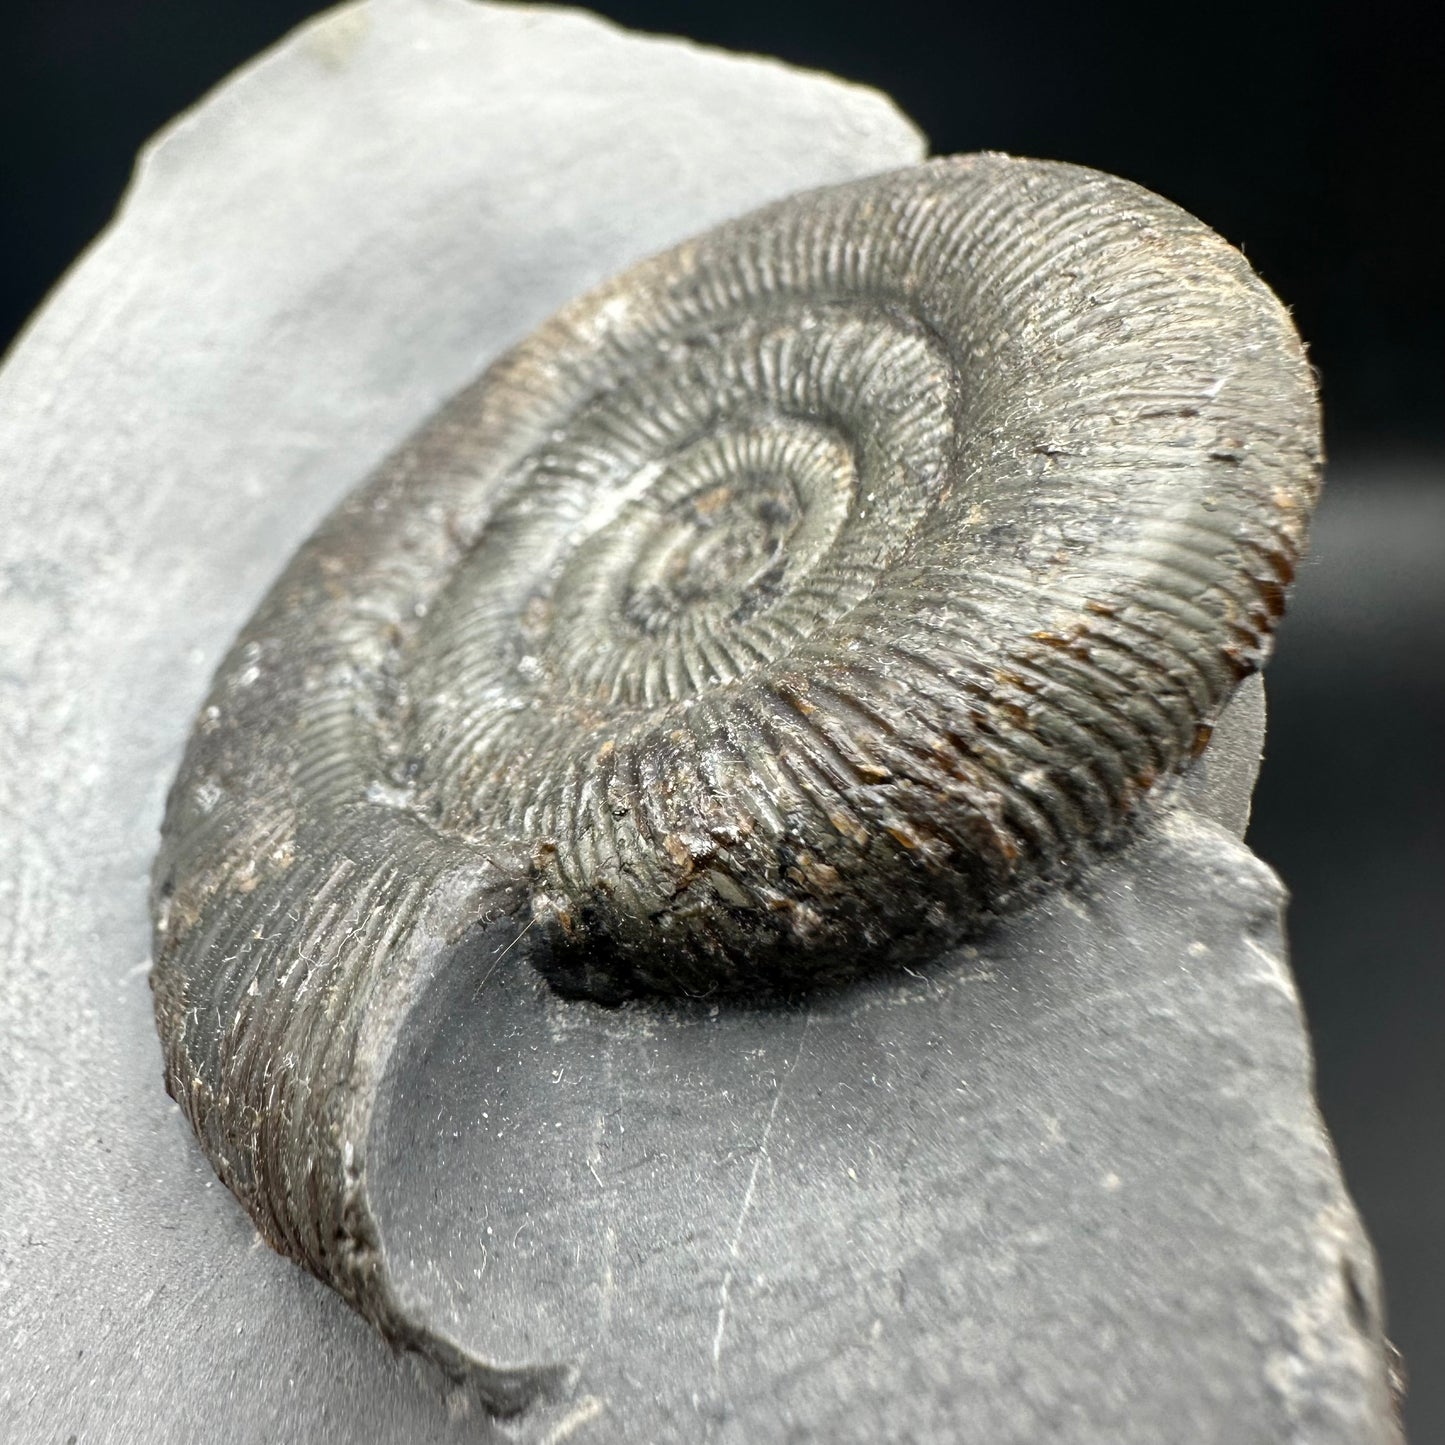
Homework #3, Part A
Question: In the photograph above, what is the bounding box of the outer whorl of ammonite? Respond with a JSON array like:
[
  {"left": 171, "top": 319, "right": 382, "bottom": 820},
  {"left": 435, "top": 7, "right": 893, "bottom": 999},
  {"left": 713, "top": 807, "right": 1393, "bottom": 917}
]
[{"left": 150, "top": 155, "right": 1319, "bottom": 1394}]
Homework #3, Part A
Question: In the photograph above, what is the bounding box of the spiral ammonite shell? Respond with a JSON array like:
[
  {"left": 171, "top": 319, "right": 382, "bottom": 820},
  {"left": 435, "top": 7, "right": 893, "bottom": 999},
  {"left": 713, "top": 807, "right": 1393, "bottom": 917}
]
[{"left": 151, "top": 155, "right": 1320, "bottom": 1394}]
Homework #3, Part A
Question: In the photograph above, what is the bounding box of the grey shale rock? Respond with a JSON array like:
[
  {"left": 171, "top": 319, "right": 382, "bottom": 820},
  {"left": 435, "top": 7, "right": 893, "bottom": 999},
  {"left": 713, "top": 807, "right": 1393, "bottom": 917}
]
[{"left": 0, "top": 2, "right": 1401, "bottom": 1441}]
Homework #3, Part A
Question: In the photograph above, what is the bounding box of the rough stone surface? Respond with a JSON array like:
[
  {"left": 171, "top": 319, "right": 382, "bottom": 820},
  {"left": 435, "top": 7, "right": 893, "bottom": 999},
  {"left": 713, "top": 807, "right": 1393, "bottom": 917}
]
[
  {"left": 0, "top": 1, "right": 1399, "bottom": 1441},
  {"left": 373, "top": 809, "right": 1393, "bottom": 1444}
]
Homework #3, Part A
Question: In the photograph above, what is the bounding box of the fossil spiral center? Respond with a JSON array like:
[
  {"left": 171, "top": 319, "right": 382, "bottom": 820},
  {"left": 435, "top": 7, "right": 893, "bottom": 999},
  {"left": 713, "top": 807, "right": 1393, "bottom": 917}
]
[
  {"left": 391, "top": 304, "right": 960, "bottom": 848},
  {"left": 539, "top": 419, "right": 860, "bottom": 696},
  {"left": 620, "top": 476, "right": 799, "bottom": 632}
]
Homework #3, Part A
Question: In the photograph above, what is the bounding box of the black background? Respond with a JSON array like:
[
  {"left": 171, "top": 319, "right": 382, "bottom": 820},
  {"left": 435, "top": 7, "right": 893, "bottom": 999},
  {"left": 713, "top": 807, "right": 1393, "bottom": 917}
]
[{"left": 4, "top": 0, "right": 1441, "bottom": 1435}]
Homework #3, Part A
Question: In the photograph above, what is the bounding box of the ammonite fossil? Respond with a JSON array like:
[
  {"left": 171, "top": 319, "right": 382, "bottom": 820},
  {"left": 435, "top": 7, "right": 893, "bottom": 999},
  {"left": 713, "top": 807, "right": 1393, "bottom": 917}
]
[{"left": 151, "top": 155, "right": 1320, "bottom": 1402}]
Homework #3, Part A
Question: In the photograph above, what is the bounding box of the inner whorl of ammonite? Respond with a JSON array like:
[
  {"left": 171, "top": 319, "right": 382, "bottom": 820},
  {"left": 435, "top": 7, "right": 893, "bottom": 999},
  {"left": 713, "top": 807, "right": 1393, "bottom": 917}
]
[
  {"left": 390, "top": 303, "right": 969, "bottom": 994},
  {"left": 160, "top": 155, "right": 1322, "bottom": 1005}
]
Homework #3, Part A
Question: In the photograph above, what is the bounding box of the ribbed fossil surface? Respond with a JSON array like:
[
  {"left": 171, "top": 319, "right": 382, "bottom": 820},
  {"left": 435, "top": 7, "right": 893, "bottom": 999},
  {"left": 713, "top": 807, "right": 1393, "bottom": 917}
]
[{"left": 151, "top": 155, "right": 1321, "bottom": 1400}]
